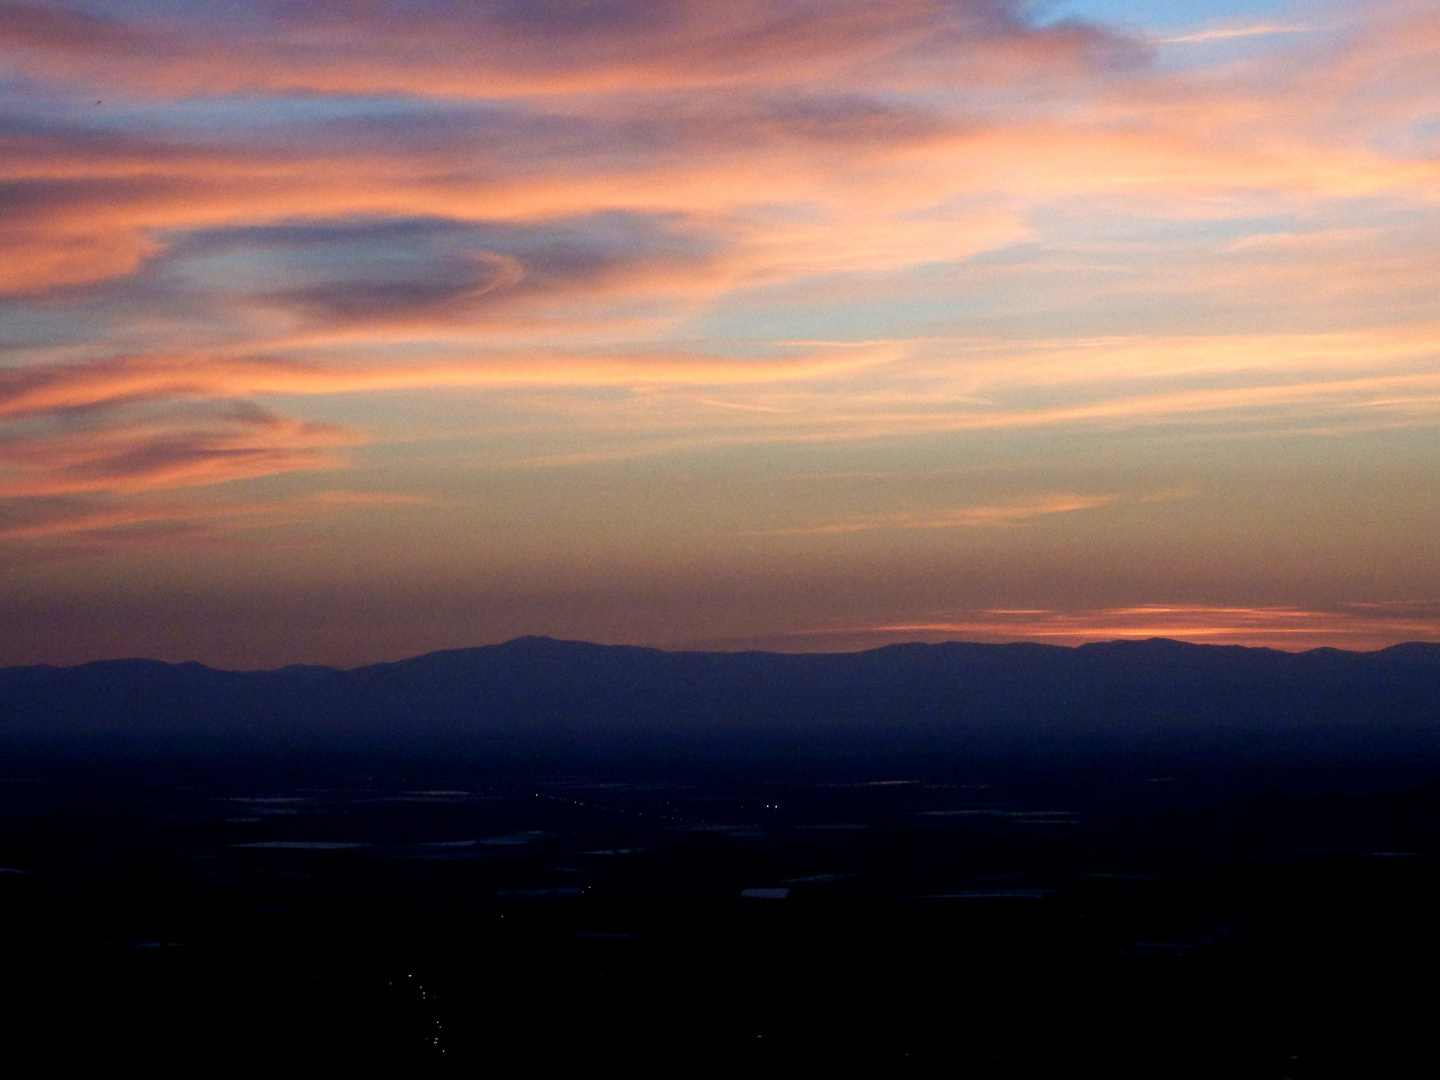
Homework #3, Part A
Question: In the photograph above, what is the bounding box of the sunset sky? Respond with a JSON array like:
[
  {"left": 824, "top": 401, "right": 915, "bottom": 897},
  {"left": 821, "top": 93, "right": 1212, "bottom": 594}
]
[{"left": 3, "top": 0, "right": 1439, "bottom": 667}]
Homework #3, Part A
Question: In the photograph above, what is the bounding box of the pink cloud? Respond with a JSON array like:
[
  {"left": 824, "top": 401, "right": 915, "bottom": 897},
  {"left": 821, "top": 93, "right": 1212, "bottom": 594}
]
[
  {"left": 783, "top": 603, "right": 1440, "bottom": 652},
  {"left": 0, "top": 1, "right": 1133, "bottom": 97}
]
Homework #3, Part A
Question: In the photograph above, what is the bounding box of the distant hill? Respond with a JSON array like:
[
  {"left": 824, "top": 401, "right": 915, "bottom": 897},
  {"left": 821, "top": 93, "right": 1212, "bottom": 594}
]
[{"left": 2, "top": 636, "right": 1439, "bottom": 756}]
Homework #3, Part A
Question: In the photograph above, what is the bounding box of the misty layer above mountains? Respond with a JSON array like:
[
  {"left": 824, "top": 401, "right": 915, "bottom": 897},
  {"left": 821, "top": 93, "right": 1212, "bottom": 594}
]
[{"left": 2, "top": 636, "right": 1439, "bottom": 757}]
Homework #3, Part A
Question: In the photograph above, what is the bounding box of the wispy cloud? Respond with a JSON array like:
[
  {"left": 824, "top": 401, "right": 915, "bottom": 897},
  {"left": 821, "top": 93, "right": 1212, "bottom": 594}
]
[
  {"left": 781, "top": 604, "right": 1440, "bottom": 652},
  {"left": 758, "top": 494, "right": 1116, "bottom": 535},
  {"left": 0, "top": 346, "right": 895, "bottom": 538},
  {"left": 1159, "top": 24, "right": 1311, "bottom": 45},
  {"left": 0, "top": 486, "right": 430, "bottom": 572},
  {"left": 0, "top": 348, "right": 893, "bottom": 420},
  {"left": 0, "top": 1, "right": 1131, "bottom": 97},
  {"left": 0, "top": 401, "right": 358, "bottom": 496},
  {"left": 1, "top": 0, "right": 1439, "bottom": 653}
]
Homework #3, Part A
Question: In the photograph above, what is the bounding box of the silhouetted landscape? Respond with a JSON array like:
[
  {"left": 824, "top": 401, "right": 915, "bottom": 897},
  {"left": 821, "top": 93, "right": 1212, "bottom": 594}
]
[
  {"left": 7, "top": 0, "right": 1438, "bottom": 1073},
  {"left": 5, "top": 637, "right": 1440, "bottom": 1075}
]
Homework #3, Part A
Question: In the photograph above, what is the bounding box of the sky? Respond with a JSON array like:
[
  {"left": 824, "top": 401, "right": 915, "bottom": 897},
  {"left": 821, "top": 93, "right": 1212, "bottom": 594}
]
[{"left": 2, "top": 0, "right": 1439, "bottom": 667}]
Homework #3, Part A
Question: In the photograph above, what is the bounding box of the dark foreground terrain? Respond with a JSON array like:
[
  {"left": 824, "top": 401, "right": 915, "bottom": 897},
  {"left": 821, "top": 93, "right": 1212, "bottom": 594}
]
[
  {"left": 4, "top": 751, "right": 1440, "bottom": 1076},
  {"left": 3, "top": 638, "right": 1440, "bottom": 1075}
]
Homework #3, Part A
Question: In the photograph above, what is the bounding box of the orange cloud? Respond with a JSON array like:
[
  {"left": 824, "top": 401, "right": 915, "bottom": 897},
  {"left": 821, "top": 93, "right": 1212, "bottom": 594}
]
[
  {"left": 441, "top": 325, "right": 1440, "bottom": 468},
  {"left": 0, "top": 347, "right": 893, "bottom": 419},
  {"left": 0, "top": 346, "right": 896, "bottom": 516},
  {"left": 0, "top": 488, "right": 430, "bottom": 574},
  {"left": 0, "top": 405, "right": 357, "bottom": 496},
  {"left": 0, "top": 0, "right": 1432, "bottom": 320},
  {"left": 1159, "top": 24, "right": 1311, "bottom": 45},
  {"left": 1, "top": 0, "right": 1438, "bottom": 593},
  {"left": 758, "top": 494, "right": 1117, "bottom": 535},
  {"left": 0, "top": 0, "right": 1426, "bottom": 307},
  {"left": 0, "top": 1, "right": 1126, "bottom": 98},
  {"left": 787, "top": 603, "right": 1440, "bottom": 652}
]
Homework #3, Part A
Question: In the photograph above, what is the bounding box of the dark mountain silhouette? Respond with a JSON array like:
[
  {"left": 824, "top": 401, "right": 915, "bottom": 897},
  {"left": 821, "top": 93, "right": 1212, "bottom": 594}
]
[
  {"left": 6, "top": 640, "right": 1440, "bottom": 1075},
  {"left": 3, "top": 636, "right": 1439, "bottom": 755}
]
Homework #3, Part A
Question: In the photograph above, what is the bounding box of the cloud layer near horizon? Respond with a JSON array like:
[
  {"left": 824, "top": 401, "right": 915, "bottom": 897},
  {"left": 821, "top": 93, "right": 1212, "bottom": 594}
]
[{"left": 3, "top": 0, "right": 1440, "bottom": 662}]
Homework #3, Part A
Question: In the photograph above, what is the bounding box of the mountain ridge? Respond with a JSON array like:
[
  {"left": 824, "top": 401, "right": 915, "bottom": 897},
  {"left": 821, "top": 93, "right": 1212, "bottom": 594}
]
[{"left": 2, "top": 635, "right": 1438, "bottom": 756}]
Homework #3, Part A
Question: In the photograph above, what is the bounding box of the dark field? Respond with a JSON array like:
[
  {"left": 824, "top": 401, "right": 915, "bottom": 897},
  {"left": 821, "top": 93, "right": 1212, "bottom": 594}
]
[{"left": 4, "top": 748, "right": 1439, "bottom": 1076}]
